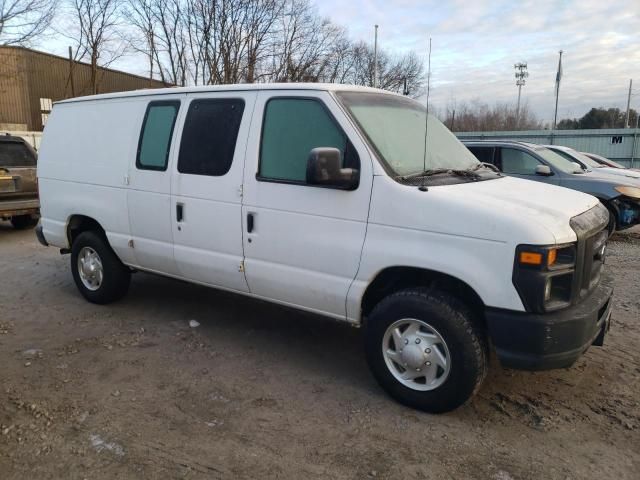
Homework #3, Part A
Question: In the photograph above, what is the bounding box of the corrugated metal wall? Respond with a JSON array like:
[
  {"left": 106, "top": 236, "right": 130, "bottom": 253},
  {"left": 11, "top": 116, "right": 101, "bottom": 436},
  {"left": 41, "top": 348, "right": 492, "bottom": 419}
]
[
  {"left": 0, "top": 49, "right": 31, "bottom": 129},
  {"left": 0, "top": 46, "right": 169, "bottom": 131},
  {"left": 456, "top": 128, "right": 640, "bottom": 168}
]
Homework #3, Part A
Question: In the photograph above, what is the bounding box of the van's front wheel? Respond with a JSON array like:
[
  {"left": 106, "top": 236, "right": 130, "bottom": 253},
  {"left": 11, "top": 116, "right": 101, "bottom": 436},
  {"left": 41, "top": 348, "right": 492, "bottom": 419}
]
[
  {"left": 364, "top": 288, "right": 487, "bottom": 413},
  {"left": 71, "top": 231, "right": 130, "bottom": 304}
]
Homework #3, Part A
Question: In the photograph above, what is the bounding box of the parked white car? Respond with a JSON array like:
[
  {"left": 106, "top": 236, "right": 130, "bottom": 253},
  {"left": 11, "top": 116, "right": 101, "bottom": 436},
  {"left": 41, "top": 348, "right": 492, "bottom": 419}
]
[{"left": 36, "top": 84, "right": 613, "bottom": 412}]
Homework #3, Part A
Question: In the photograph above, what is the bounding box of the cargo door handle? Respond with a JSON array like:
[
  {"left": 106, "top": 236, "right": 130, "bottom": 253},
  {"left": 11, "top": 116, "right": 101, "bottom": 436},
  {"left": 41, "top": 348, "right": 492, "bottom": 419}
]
[
  {"left": 176, "top": 203, "right": 184, "bottom": 222},
  {"left": 247, "top": 213, "right": 254, "bottom": 233}
]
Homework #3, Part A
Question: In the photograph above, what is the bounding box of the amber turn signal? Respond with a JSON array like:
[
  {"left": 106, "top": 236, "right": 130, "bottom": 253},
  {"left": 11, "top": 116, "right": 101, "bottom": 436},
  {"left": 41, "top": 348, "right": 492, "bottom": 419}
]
[
  {"left": 547, "top": 248, "right": 557, "bottom": 266},
  {"left": 519, "top": 252, "right": 543, "bottom": 265}
]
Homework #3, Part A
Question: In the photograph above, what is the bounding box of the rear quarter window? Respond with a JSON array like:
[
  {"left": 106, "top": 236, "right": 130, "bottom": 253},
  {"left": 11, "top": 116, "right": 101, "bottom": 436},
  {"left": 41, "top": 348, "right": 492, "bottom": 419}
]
[{"left": 0, "top": 142, "right": 36, "bottom": 167}]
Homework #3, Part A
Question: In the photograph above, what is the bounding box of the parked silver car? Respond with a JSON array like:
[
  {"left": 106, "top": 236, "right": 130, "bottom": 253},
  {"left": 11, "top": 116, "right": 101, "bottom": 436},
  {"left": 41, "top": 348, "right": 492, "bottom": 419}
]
[
  {"left": 545, "top": 145, "right": 640, "bottom": 180},
  {"left": 464, "top": 140, "right": 640, "bottom": 233},
  {"left": 582, "top": 151, "right": 639, "bottom": 171}
]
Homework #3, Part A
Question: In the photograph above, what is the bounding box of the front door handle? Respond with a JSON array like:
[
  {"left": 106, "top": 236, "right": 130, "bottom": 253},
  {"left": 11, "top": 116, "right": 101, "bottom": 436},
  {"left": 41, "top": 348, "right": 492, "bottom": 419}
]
[
  {"left": 247, "top": 213, "right": 254, "bottom": 233},
  {"left": 176, "top": 203, "right": 184, "bottom": 222}
]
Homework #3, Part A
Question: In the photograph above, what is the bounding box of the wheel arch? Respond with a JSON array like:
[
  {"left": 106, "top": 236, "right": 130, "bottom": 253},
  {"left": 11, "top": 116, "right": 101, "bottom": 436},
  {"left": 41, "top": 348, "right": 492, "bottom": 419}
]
[
  {"left": 360, "top": 266, "right": 486, "bottom": 327},
  {"left": 66, "top": 214, "right": 106, "bottom": 247}
]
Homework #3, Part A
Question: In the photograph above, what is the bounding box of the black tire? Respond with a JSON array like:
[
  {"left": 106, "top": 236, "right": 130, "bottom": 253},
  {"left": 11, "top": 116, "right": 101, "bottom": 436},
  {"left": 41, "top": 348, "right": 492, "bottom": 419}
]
[
  {"left": 71, "top": 231, "right": 131, "bottom": 304},
  {"left": 11, "top": 214, "right": 37, "bottom": 229},
  {"left": 364, "top": 287, "right": 488, "bottom": 413}
]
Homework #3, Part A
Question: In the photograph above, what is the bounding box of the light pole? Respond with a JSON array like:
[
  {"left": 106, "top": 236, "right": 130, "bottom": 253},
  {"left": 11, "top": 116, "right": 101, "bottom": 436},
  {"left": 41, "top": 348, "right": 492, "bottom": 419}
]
[
  {"left": 514, "top": 62, "right": 528, "bottom": 127},
  {"left": 625, "top": 79, "right": 633, "bottom": 128},
  {"left": 552, "top": 50, "right": 563, "bottom": 131},
  {"left": 373, "top": 25, "right": 379, "bottom": 88}
]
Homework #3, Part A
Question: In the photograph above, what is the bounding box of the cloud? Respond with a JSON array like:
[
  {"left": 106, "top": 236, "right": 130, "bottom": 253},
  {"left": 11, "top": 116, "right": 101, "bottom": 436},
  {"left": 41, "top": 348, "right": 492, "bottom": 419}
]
[
  {"left": 316, "top": 0, "right": 640, "bottom": 122},
  {"left": 41, "top": 0, "right": 638, "bottom": 124}
]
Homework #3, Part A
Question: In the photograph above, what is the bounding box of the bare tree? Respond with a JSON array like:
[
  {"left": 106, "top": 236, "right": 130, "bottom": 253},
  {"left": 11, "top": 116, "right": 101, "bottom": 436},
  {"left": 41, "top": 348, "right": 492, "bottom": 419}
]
[
  {"left": 125, "top": 0, "right": 159, "bottom": 84},
  {"left": 442, "top": 99, "right": 543, "bottom": 132},
  {"left": 69, "top": 0, "right": 124, "bottom": 94},
  {"left": 0, "top": 0, "right": 57, "bottom": 45},
  {"left": 124, "top": 0, "right": 425, "bottom": 94}
]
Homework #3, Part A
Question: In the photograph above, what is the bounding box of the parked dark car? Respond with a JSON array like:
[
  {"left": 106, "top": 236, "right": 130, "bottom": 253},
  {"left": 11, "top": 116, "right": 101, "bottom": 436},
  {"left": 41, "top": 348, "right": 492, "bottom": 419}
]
[
  {"left": 463, "top": 140, "right": 640, "bottom": 234},
  {"left": 0, "top": 134, "right": 39, "bottom": 229}
]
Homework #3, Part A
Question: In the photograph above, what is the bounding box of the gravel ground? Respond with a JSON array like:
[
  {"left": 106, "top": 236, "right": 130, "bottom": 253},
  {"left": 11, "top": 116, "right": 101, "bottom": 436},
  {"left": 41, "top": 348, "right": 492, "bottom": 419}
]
[{"left": 0, "top": 223, "right": 639, "bottom": 479}]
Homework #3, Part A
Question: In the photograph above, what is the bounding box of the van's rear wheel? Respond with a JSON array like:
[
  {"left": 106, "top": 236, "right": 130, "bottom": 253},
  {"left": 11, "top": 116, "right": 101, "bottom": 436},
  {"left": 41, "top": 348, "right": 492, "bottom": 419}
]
[
  {"left": 364, "top": 288, "right": 487, "bottom": 413},
  {"left": 71, "top": 231, "right": 130, "bottom": 304}
]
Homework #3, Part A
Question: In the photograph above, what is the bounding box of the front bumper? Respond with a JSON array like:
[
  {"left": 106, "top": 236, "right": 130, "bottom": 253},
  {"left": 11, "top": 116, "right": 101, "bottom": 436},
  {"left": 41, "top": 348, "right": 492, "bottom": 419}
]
[{"left": 485, "top": 274, "right": 613, "bottom": 370}]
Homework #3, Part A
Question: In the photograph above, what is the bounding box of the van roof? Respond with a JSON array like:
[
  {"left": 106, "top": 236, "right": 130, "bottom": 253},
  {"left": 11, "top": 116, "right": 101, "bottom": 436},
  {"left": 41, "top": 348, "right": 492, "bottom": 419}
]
[{"left": 56, "top": 83, "right": 398, "bottom": 105}]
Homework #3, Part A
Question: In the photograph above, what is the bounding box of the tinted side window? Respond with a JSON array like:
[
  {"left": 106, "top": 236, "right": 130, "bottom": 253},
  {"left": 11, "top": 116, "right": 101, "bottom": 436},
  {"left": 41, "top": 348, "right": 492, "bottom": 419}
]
[
  {"left": 0, "top": 142, "right": 36, "bottom": 167},
  {"left": 178, "top": 98, "right": 245, "bottom": 176},
  {"left": 500, "top": 148, "right": 541, "bottom": 175},
  {"left": 259, "top": 98, "right": 358, "bottom": 183},
  {"left": 467, "top": 146, "right": 494, "bottom": 164},
  {"left": 137, "top": 101, "right": 180, "bottom": 171}
]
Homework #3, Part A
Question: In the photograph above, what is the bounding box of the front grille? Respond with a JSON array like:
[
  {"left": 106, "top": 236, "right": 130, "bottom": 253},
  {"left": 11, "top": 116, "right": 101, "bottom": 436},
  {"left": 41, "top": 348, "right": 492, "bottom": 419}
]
[
  {"left": 570, "top": 204, "right": 609, "bottom": 302},
  {"left": 579, "top": 229, "right": 607, "bottom": 298}
]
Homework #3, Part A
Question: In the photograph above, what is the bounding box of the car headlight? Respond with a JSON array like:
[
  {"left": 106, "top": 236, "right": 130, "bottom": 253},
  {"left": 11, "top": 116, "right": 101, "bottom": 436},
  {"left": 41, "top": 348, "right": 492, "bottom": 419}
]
[
  {"left": 614, "top": 185, "right": 640, "bottom": 199},
  {"left": 513, "top": 243, "right": 576, "bottom": 313}
]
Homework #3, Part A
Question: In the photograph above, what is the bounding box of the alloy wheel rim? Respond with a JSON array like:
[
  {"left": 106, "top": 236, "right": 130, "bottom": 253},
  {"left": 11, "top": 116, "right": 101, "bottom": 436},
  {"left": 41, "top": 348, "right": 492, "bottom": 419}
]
[
  {"left": 382, "top": 318, "right": 451, "bottom": 391},
  {"left": 77, "top": 246, "right": 103, "bottom": 291}
]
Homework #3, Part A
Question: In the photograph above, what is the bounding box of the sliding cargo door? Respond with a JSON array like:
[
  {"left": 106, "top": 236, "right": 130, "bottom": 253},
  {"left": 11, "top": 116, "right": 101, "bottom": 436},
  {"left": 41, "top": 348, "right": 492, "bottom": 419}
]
[{"left": 170, "top": 91, "right": 256, "bottom": 292}]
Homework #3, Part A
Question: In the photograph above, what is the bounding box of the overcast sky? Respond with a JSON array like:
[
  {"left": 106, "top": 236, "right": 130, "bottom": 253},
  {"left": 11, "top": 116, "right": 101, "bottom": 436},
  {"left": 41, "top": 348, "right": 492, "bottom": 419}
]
[
  {"left": 42, "top": 0, "right": 639, "bottom": 124},
  {"left": 313, "top": 0, "right": 640, "bottom": 123}
]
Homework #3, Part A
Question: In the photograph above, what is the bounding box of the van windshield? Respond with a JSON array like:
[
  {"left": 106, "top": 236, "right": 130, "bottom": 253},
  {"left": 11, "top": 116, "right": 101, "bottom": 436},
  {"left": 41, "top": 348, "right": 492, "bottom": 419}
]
[{"left": 336, "top": 92, "right": 480, "bottom": 177}]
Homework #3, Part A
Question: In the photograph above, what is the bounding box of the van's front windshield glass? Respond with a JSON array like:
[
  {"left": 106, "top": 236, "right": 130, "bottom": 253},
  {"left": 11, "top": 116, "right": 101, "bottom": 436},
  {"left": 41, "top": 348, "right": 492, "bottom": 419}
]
[{"left": 336, "top": 91, "right": 480, "bottom": 177}]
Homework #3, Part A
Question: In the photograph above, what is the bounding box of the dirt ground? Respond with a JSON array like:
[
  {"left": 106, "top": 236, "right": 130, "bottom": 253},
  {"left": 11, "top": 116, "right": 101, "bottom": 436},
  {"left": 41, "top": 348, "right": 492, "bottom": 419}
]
[{"left": 0, "top": 222, "right": 638, "bottom": 479}]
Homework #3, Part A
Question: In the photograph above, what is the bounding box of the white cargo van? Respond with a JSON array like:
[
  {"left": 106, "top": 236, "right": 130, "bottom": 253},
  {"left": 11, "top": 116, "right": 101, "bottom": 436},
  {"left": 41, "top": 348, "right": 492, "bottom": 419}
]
[{"left": 36, "top": 84, "right": 613, "bottom": 412}]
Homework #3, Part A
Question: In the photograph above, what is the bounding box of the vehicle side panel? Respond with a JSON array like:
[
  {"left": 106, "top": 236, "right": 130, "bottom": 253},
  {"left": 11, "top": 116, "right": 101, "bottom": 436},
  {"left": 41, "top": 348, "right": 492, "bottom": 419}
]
[{"left": 37, "top": 99, "right": 142, "bottom": 264}]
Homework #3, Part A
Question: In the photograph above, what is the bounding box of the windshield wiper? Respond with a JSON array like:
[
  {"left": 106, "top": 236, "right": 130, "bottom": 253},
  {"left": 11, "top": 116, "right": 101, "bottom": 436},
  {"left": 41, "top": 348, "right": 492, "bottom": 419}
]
[
  {"left": 401, "top": 167, "right": 481, "bottom": 180},
  {"left": 472, "top": 162, "right": 501, "bottom": 173}
]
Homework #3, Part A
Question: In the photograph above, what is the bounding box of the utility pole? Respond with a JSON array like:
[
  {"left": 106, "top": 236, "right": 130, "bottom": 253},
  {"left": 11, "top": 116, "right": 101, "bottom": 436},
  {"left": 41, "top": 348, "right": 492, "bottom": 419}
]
[
  {"left": 373, "top": 25, "right": 379, "bottom": 88},
  {"left": 552, "top": 50, "right": 563, "bottom": 131},
  {"left": 68, "top": 46, "right": 76, "bottom": 97},
  {"left": 514, "top": 62, "right": 528, "bottom": 128},
  {"left": 625, "top": 79, "right": 633, "bottom": 128}
]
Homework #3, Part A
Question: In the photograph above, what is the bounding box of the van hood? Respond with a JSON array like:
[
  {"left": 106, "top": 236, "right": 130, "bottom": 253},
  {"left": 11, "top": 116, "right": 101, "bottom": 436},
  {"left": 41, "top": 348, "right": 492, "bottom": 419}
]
[
  {"left": 438, "top": 176, "right": 598, "bottom": 243},
  {"left": 370, "top": 175, "right": 599, "bottom": 245}
]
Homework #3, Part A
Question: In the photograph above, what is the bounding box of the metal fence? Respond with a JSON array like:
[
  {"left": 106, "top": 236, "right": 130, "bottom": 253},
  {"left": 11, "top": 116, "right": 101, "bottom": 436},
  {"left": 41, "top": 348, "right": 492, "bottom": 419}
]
[{"left": 455, "top": 128, "right": 640, "bottom": 168}]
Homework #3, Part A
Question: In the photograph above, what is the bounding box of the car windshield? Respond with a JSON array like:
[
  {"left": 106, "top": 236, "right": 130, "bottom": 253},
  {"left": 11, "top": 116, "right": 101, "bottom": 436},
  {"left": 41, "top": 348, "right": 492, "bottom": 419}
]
[
  {"left": 552, "top": 148, "right": 602, "bottom": 170},
  {"left": 336, "top": 91, "right": 479, "bottom": 176},
  {"left": 586, "top": 153, "right": 625, "bottom": 169},
  {"left": 534, "top": 147, "right": 584, "bottom": 174}
]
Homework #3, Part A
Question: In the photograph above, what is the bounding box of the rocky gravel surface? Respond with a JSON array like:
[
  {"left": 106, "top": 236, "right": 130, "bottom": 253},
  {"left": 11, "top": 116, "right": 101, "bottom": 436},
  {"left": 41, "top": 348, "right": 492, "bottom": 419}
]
[{"left": 1, "top": 223, "right": 638, "bottom": 479}]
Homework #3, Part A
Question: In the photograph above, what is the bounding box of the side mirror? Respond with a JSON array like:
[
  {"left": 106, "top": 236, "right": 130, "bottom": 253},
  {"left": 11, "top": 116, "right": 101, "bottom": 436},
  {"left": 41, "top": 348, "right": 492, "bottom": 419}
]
[
  {"left": 535, "top": 165, "right": 553, "bottom": 176},
  {"left": 306, "top": 147, "right": 359, "bottom": 190},
  {"left": 571, "top": 161, "right": 585, "bottom": 172}
]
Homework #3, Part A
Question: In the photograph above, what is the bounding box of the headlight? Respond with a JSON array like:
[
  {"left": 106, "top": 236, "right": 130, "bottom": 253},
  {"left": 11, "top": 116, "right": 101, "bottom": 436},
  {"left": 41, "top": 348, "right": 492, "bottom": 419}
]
[
  {"left": 513, "top": 243, "right": 576, "bottom": 313},
  {"left": 614, "top": 185, "right": 640, "bottom": 199}
]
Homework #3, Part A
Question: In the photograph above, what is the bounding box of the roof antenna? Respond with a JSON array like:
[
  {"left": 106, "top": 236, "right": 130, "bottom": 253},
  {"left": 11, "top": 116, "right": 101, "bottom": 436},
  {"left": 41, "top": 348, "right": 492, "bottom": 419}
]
[{"left": 419, "top": 37, "right": 432, "bottom": 192}]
